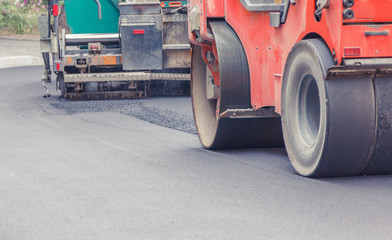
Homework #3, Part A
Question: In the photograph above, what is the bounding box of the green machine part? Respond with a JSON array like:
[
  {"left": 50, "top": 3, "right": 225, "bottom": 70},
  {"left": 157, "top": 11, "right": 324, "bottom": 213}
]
[{"left": 64, "top": 0, "right": 120, "bottom": 34}]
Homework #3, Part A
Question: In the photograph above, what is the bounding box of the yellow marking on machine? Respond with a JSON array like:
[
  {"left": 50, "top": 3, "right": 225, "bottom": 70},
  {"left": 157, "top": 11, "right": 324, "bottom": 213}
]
[
  {"left": 66, "top": 57, "right": 72, "bottom": 65},
  {"left": 104, "top": 56, "right": 117, "bottom": 65}
]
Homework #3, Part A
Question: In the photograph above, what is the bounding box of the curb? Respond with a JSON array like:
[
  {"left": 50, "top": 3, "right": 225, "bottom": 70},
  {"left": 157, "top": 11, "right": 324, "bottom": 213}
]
[
  {"left": 0, "top": 56, "right": 43, "bottom": 69},
  {"left": 0, "top": 35, "right": 40, "bottom": 41}
]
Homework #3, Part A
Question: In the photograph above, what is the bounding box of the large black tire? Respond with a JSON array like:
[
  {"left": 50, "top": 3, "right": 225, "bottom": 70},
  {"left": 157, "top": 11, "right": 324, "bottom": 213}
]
[
  {"left": 281, "top": 39, "right": 376, "bottom": 177},
  {"left": 58, "top": 73, "right": 66, "bottom": 97},
  {"left": 191, "top": 21, "right": 283, "bottom": 149},
  {"left": 363, "top": 77, "right": 392, "bottom": 175}
]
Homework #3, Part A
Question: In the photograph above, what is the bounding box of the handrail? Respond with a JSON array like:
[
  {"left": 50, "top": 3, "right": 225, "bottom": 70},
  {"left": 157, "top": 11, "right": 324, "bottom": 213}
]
[{"left": 92, "top": 0, "right": 102, "bottom": 19}]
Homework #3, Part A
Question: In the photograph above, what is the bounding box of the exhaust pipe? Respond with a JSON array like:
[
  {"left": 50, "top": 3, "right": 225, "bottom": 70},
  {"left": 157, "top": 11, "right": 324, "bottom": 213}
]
[{"left": 92, "top": 0, "right": 102, "bottom": 19}]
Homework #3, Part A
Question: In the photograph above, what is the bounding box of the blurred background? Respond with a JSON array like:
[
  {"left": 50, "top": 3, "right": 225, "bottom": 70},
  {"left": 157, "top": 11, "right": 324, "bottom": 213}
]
[{"left": 0, "top": 0, "right": 49, "bottom": 37}]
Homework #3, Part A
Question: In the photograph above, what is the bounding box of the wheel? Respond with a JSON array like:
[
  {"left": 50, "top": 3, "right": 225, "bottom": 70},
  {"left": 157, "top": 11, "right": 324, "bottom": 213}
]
[
  {"left": 85, "top": 82, "right": 99, "bottom": 92},
  {"left": 58, "top": 73, "right": 66, "bottom": 97},
  {"left": 281, "top": 39, "right": 375, "bottom": 177},
  {"left": 363, "top": 77, "right": 392, "bottom": 175},
  {"left": 191, "top": 21, "right": 283, "bottom": 149}
]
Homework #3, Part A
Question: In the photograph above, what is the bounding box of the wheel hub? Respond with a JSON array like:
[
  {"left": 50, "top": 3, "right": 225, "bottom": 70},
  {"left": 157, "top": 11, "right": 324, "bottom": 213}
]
[{"left": 297, "top": 73, "right": 321, "bottom": 147}]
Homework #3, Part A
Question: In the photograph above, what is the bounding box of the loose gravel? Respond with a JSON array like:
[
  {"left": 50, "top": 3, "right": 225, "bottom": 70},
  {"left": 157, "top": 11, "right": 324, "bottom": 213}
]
[{"left": 51, "top": 97, "right": 197, "bottom": 135}]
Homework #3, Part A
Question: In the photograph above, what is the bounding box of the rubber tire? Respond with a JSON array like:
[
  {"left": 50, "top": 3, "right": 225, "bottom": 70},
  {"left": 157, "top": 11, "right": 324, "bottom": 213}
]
[
  {"left": 282, "top": 39, "right": 375, "bottom": 177},
  {"left": 364, "top": 77, "right": 392, "bottom": 175},
  {"left": 85, "top": 82, "right": 99, "bottom": 92},
  {"left": 58, "top": 73, "right": 66, "bottom": 97}
]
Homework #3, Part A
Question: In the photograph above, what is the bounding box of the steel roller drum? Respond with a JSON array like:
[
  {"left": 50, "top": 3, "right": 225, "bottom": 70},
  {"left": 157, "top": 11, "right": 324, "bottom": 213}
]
[{"left": 192, "top": 21, "right": 284, "bottom": 150}]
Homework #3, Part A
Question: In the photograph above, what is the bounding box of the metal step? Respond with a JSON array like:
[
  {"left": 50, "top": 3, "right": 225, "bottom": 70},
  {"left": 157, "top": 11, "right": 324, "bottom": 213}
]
[
  {"left": 220, "top": 108, "right": 279, "bottom": 119},
  {"left": 64, "top": 72, "right": 150, "bottom": 83},
  {"left": 240, "top": 0, "right": 285, "bottom": 12},
  {"left": 162, "top": 44, "right": 191, "bottom": 50},
  {"left": 64, "top": 72, "right": 190, "bottom": 83}
]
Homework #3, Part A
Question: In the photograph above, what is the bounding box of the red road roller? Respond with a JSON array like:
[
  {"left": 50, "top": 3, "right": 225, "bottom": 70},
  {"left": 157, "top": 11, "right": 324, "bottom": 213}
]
[{"left": 188, "top": 0, "right": 392, "bottom": 177}]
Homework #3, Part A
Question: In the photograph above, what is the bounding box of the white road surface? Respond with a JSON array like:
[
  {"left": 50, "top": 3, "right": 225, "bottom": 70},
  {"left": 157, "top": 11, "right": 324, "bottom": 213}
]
[{"left": 0, "top": 66, "right": 392, "bottom": 240}]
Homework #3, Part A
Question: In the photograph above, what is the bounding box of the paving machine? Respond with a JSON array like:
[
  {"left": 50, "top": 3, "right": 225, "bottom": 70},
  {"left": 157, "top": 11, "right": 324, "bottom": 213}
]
[
  {"left": 38, "top": 0, "right": 190, "bottom": 99},
  {"left": 188, "top": 0, "right": 392, "bottom": 177}
]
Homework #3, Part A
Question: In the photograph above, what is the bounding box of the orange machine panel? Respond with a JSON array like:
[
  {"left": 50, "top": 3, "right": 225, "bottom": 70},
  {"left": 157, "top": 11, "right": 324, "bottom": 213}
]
[{"left": 189, "top": 0, "right": 392, "bottom": 112}]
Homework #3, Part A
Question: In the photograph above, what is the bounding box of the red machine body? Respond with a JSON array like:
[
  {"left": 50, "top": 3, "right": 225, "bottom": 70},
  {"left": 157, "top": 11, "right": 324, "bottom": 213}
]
[
  {"left": 189, "top": 0, "right": 392, "bottom": 112},
  {"left": 188, "top": 0, "right": 392, "bottom": 177}
]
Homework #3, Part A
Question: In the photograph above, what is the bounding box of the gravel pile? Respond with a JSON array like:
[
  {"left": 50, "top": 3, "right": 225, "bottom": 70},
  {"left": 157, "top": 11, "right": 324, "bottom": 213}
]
[{"left": 51, "top": 97, "right": 197, "bottom": 135}]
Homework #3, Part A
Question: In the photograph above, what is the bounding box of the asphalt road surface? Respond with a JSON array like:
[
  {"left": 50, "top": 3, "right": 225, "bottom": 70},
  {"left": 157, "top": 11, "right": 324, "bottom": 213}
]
[{"left": 1, "top": 66, "right": 392, "bottom": 240}]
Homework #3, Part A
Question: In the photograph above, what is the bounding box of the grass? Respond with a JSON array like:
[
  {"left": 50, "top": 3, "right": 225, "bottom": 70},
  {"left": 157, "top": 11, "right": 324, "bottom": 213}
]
[{"left": 0, "top": 0, "right": 47, "bottom": 35}]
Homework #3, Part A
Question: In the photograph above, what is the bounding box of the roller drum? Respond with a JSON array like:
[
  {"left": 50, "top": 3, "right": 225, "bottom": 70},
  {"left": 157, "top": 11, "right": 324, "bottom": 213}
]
[{"left": 191, "top": 21, "right": 283, "bottom": 150}]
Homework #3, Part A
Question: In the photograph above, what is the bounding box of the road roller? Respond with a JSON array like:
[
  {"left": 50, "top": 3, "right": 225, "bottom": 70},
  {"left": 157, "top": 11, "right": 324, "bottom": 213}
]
[
  {"left": 188, "top": 0, "right": 392, "bottom": 177},
  {"left": 38, "top": 0, "right": 190, "bottom": 99}
]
